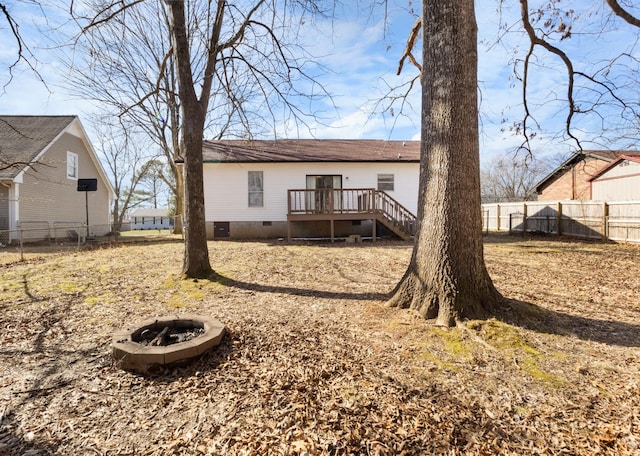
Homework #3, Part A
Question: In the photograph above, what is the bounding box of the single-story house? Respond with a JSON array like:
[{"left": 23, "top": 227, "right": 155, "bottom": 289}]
[
  {"left": 0, "top": 115, "right": 114, "bottom": 243},
  {"left": 588, "top": 155, "right": 640, "bottom": 201},
  {"left": 130, "top": 208, "right": 173, "bottom": 230},
  {"left": 534, "top": 150, "right": 640, "bottom": 201},
  {"left": 200, "top": 139, "right": 420, "bottom": 240}
]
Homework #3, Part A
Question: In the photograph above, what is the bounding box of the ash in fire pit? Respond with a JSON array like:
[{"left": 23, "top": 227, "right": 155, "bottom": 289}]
[
  {"left": 135, "top": 325, "right": 206, "bottom": 346},
  {"left": 112, "top": 315, "right": 225, "bottom": 373}
]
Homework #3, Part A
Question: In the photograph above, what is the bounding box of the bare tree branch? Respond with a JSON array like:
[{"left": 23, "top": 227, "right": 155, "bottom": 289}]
[
  {"left": 605, "top": 0, "right": 640, "bottom": 28},
  {"left": 76, "top": 0, "right": 147, "bottom": 31},
  {"left": 1, "top": 1, "right": 48, "bottom": 90},
  {"left": 199, "top": 0, "right": 228, "bottom": 112},
  {"left": 397, "top": 16, "right": 422, "bottom": 76},
  {"left": 1, "top": 3, "right": 22, "bottom": 56},
  {"left": 519, "top": 0, "right": 581, "bottom": 153}
]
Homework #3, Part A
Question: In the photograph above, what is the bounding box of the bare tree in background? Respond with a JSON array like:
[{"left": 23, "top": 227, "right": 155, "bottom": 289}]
[
  {"left": 137, "top": 159, "right": 173, "bottom": 210},
  {"left": 71, "top": 0, "right": 331, "bottom": 278},
  {"left": 481, "top": 154, "right": 554, "bottom": 202},
  {"left": 64, "top": 2, "right": 184, "bottom": 233},
  {"left": 91, "top": 117, "right": 158, "bottom": 234}
]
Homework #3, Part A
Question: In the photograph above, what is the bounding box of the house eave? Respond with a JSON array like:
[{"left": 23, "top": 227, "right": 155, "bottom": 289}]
[
  {"left": 203, "top": 159, "right": 420, "bottom": 164},
  {"left": 587, "top": 155, "right": 640, "bottom": 182},
  {"left": 534, "top": 151, "right": 622, "bottom": 193}
]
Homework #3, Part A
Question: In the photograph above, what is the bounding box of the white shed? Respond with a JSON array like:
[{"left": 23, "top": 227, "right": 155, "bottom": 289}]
[
  {"left": 201, "top": 139, "right": 420, "bottom": 240},
  {"left": 589, "top": 155, "right": 640, "bottom": 201}
]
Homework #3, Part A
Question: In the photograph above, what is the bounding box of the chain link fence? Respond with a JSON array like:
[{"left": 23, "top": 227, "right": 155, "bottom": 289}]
[{"left": 0, "top": 222, "right": 182, "bottom": 262}]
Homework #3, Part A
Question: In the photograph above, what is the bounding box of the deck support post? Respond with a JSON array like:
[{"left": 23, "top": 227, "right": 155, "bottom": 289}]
[
  {"left": 330, "top": 219, "right": 335, "bottom": 243},
  {"left": 372, "top": 218, "right": 376, "bottom": 241}
]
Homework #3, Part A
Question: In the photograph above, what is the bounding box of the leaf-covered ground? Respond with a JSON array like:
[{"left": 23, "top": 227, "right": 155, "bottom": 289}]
[{"left": 0, "top": 234, "right": 639, "bottom": 455}]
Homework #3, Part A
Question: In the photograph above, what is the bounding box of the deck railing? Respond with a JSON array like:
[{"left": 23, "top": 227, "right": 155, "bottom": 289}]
[{"left": 287, "top": 188, "right": 416, "bottom": 235}]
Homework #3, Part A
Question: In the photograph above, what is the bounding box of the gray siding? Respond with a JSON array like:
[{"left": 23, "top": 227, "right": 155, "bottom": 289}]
[
  {"left": 0, "top": 186, "right": 8, "bottom": 243},
  {"left": 0, "top": 186, "right": 7, "bottom": 230},
  {"left": 18, "top": 132, "right": 111, "bottom": 236}
]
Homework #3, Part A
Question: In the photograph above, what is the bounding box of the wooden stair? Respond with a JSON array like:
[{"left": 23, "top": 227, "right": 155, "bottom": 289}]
[
  {"left": 371, "top": 191, "right": 416, "bottom": 240},
  {"left": 287, "top": 188, "right": 417, "bottom": 241}
]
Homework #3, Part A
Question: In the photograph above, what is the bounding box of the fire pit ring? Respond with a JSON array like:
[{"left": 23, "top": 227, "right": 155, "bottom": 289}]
[{"left": 112, "top": 314, "right": 225, "bottom": 373}]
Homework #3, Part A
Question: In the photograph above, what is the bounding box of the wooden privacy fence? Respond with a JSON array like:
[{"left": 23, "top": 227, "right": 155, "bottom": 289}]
[{"left": 482, "top": 201, "right": 640, "bottom": 243}]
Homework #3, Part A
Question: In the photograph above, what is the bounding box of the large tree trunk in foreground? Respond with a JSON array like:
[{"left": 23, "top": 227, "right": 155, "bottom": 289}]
[{"left": 388, "top": 0, "right": 501, "bottom": 326}]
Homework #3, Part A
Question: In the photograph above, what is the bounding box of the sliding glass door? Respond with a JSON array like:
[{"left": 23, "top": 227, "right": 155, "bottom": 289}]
[{"left": 305, "top": 175, "right": 342, "bottom": 213}]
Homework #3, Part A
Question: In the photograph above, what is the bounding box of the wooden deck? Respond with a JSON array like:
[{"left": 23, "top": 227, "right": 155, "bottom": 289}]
[{"left": 286, "top": 188, "right": 416, "bottom": 241}]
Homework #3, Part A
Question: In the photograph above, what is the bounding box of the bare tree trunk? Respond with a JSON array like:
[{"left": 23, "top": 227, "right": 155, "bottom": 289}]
[
  {"left": 112, "top": 199, "right": 121, "bottom": 232},
  {"left": 388, "top": 0, "right": 501, "bottom": 326},
  {"left": 173, "top": 167, "right": 185, "bottom": 234},
  {"left": 181, "top": 117, "right": 212, "bottom": 278},
  {"left": 170, "top": 98, "right": 185, "bottom": 235},
  {"left": 167, "top": 0, "right": 213, "bottom": 278}
]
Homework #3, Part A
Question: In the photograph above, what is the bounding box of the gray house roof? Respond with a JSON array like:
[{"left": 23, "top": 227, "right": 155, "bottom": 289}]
[
  {"left": 0, "top": 115, "right": 77, "bottom": 180},
  {"left": 202, "top": 139, "right": 421, "bottom": 163}
]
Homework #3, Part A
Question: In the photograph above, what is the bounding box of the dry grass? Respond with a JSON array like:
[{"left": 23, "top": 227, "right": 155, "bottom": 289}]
[{"left": 0, "top": 234, "right": 639, "bottom": 455}]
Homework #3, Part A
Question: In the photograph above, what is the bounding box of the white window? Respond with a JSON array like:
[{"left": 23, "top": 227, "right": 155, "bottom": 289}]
[
  {"left": 67, "top": 152, "right": 78, "bottom": 180},
  {"left": 248, "top": 171, "right": 264, "bottom": 207},
  {"left": 377, "top": 173, "right": 394, "bottom": 191}
]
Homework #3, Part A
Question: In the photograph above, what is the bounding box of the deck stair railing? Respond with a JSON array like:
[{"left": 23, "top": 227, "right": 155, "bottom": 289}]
[{"left": 287, "top": 188, "right": 416, "bottom": 239}]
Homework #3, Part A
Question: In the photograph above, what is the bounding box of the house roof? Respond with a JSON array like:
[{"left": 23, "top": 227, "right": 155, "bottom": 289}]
[
  {"left": 202, "top": 139, "right": 421, "bottom": 163},
  {"left": 534, "top": 150, "right": 640, "bottom": 193},
  {"left": 587, "top": 155, "right": 640, "bottom": 182},
  {"left": 130, "top": 208, "right": 170, "bottom": 217},
  {"left": 0, "top": 115, "right": 77, "bottom": 180}
]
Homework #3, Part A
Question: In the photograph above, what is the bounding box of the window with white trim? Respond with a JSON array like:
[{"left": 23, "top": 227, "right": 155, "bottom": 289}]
[
  {"left": 248, "top": 171, "right": 264, "bottom": 207},
  {"left": 67, "top": 152, "right": 78, "bottom": 180},
  {"left": 377, "top": 173, "right": 394, "bottom": 191}
]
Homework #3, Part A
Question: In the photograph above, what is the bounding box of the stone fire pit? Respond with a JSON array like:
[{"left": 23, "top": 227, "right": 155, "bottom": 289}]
[{"left": 112, "top": 314, "right": 225, "bottom": 373}]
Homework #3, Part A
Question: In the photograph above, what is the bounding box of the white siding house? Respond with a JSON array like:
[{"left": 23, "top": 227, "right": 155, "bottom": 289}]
[
  {"left": 201, "top": 140, "right": 420, "bottom": 240},
  {"left": 589, "top": 155, "right": 640, "bottom": 201},
  {"left": 130, "top": 208, "right": 173, "bottom": 230}
]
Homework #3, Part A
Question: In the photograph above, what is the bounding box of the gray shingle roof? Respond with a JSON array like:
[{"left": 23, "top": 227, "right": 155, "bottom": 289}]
[
  {"left": 0, "top": 115, "right": 76, "bottom": 179},
  {"left": 202, "top": 139, "right": 421, "bottom": 163}
]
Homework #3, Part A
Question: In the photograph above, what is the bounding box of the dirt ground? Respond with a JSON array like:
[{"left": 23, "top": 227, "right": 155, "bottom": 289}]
[{"left": 0, "top": 234, "right": 638, "bottom": 455}]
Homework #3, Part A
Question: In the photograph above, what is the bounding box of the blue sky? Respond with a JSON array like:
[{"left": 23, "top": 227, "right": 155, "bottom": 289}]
[{"left": 1, "top": 1, "right": 639, "bottom": 165}]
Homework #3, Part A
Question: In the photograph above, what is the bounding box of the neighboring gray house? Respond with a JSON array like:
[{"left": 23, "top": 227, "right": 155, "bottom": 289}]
[
  {"left": 200, "top": 139, "right": 421, "bottom": 240},
  {"left": 0, "top": 115, "right": 114, "bottom": 243},
  {"left": 130, "top": 208, "right": 172, "bottom": 230}
]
